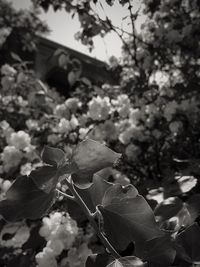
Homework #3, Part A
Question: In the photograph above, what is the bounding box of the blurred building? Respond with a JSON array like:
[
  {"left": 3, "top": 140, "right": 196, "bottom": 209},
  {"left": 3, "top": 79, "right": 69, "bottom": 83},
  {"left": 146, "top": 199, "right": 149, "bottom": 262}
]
[{"left": 1, "top": 35, "right": 118, "bottom": 97}]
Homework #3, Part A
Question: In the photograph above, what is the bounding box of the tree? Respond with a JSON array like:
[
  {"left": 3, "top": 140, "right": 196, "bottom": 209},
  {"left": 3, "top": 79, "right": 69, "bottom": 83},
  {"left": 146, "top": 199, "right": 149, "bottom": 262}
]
[{"left": 0, "top": 0, "right": 49, "bottom": 64}]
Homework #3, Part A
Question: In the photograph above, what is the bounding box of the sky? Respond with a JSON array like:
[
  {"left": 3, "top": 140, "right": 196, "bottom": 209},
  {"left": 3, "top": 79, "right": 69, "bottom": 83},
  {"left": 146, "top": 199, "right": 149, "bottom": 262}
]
[{"left": 10, "top": 0, "right": 146, "bottom": 62}]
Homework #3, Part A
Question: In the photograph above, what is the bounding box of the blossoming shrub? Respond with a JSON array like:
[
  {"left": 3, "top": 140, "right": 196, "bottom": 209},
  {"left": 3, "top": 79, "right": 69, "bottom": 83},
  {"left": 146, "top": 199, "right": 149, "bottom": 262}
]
[{"left": 0, "top": 59, "right": 200, "bottom": 266}]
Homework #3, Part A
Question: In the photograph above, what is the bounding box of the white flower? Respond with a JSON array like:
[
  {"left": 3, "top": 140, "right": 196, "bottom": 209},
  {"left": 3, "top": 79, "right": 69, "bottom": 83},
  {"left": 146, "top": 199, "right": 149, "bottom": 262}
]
[
  {"left": 149, "top": 70, "right": 170, "bottom": 89},
  {"left": 46, "top": 239, "right": 64, "bottom": 256},
  {"left": 24, "top": 145, "right": 36, "bottom": 161},
  {"left": 58, "top": 118, "right": 71, "bottom": 134},
  {"left": 0, "top": 28, "right": 11, "bottom": 47},
  {"left": 39, "top": 212, "right": 78, "bottom": 250},
  {"left": 65, "top": 98, "right": 81, "bottom": 113},
  {"left": 111, "top": 94, "right": 131, "bottom": 118},
  {"left": 66, "top": 243, "right": 92, "bottom": 267},
  {"left": 36, "top": 247, "right": 57, "bottom": 267},
  {"left": 37, "top": 212, "right": 79, "bottom": 267},
  {"left": 0, "top": 179, "right": 12, "bottom": 192},
  {"left": 2, "top": 146, "right": 23, "bottom": 172},
  {"left": 79, "top": 128, "right": 89, "bottom": 140},
  {"left": 88, "top": 96, "right": 110, "bottom": 121},
  {"left": 8, "top": 131, "right": 31, "bottom": 150},
  {"left": 54, "top": 103, "right": 70, "bottom": 119},
  {"left": 0, "top": 120, "right": 14, "bottom": 142},
  {"left": 129, "top": 108, "right": 141, "bottom": 125},
  {"left": 26, "top": 119, "right": 39, "bottom": 130},
  {"left": 119, "top": 127, "right": 133, "bottom": 145},
  {"left": 1, "top": 64, "right": 17, "bottom": 76},
  {"left": 20, "top": 162, "right": 33, "bottom": 176},
  {"left": 70, "top": 115, "right": 79, "bottom": 130}
]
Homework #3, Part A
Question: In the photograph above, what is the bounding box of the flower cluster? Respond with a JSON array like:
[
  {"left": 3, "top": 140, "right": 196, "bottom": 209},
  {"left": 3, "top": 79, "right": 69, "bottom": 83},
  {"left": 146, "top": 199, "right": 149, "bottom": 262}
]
[{"left": 36, "top": 211, "right": 79, "bottom": 267}]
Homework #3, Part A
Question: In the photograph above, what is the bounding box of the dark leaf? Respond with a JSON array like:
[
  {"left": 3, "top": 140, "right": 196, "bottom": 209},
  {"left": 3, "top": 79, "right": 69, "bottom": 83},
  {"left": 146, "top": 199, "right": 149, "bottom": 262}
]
[
  {"left": 99, "top": 184, "right": 163, "bottom": 251},
  {"left": 75, "top": 174, "right": 113, "bottom": 212},
  {"left": 30, "top": 146, "right": 67, "bottom": 193},
  {"left": 70, "top": 139, "right": 121, "bottom": 185},
  {"left": 142, "top": 236, "right": 176, "bottom": 267},
  {"left": 41, "top": 146, "right": 65, "bottom": 167},
  {"left": 86, "top": 253, "right": 111, "bottom": 267},
  {"left": 175, "top": 223, "right": 200, "bottom": 263},
  {"left": 0, "top": 176, "right": 55, "bottom": 222},
  {"left": 186, "top": 194, "right": 200, "bottom": 222},
  {"left": 30, "top": 166, "right": 59, "bottom": 193}
]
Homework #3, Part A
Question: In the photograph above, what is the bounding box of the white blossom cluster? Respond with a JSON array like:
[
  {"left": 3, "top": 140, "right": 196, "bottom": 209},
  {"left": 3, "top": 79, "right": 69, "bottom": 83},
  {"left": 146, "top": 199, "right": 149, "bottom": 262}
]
[
  {"left": 88, "top": 96, "right": 111, "bottom": 121},
  {"left": 36, "top": 211, "right": 79, "bottom": 267},
  {"left": 0, "top": 126, "right": 36, "bottom": 172},
  {"left": 60, "top": 243, "right": 92, "bottom": 267}
]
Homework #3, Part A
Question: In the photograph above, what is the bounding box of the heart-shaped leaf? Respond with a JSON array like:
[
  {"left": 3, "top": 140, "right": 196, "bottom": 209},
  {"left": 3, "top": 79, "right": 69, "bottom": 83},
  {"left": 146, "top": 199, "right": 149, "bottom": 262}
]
[
  {"left": 41, "top": 146, "right": 65, "bottom": 167},
  {"left": 142, "top": 236, "right": 176, "bottom": 267},
  {"left": 70, "top": 139, "right": 121, "bottom": 185},
  {"left": 98, "top": 184, "right": 163, "bottom": 251},
  {"left": 107, "top": 256, "right": 146, "bottom": 267},
  {"left": 0, "top": 176, "right": 55, "bottom": 222},
  {"left": 175, "top": 223, "right": 200, "bottom": 264},
  {"left": 30, "top": 166, "right": 59, "bottom": 194},
  {"left": 31, "top": 146, "right": 67, "bottom": 194},
  {"left": 74, "top": 174, "right": 113, "bottom": 212}
]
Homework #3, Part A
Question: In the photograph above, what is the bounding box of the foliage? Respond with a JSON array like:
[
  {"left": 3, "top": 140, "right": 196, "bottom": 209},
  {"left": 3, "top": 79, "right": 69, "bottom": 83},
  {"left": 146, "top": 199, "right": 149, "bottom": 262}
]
[
  {"left": 0, "top": 0, "right": 200, "bottom": 266},
  {"left": 0, "top": 136, "right": 200, "bottom": 266},
  {"left": 0, "top": 0, "right": 48, "bottom": 63}
]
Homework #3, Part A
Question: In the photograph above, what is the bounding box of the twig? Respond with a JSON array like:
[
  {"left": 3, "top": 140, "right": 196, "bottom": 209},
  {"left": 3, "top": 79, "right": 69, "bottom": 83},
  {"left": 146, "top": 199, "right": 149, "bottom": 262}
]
[
  {"left": 64, "top": 175, "right": 121, "bottom": 259},
  {"left": 56, "top": 189, "right": 75, "bottom": 201},
  {"left": 128, "top": 0, "right": 139, "bottom": 65}
]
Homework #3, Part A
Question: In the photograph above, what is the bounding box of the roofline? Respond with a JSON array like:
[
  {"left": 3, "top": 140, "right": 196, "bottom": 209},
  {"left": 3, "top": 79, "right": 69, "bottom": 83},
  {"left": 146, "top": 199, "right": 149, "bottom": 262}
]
[{"left": 37, "top": 35, "right": 108, "bottom": 68}]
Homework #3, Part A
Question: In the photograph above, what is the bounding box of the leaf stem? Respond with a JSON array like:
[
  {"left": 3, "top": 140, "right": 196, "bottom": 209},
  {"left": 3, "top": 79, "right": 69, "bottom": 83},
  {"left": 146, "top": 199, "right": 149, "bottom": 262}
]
[
  {"left": 65, "top": 176, "right": 121, "bottom": 259},
  {"left": 56, "top": 189, "right": 75, "bottom": 201}
]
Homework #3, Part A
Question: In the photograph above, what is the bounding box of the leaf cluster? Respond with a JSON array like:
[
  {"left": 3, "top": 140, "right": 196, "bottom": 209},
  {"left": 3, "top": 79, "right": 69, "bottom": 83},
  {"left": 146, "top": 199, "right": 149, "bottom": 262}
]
[{"left": 0, "top": 139, "right": 200, "bottom": 267}]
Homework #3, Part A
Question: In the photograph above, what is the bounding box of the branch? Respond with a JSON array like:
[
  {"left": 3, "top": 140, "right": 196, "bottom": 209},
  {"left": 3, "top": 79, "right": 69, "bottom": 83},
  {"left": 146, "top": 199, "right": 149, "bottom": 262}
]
[
  {"left": 64, "top": 175, "right": 121, "bottom": 259},
  {"left": 128, "top": 0, "right": 140, "bottom": 66},
  {"left": 106, "top": 17, "right": 135, "bottom": 60},
  {"left": 56, "top": 189, "right": 76, "bottom": 201}
]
